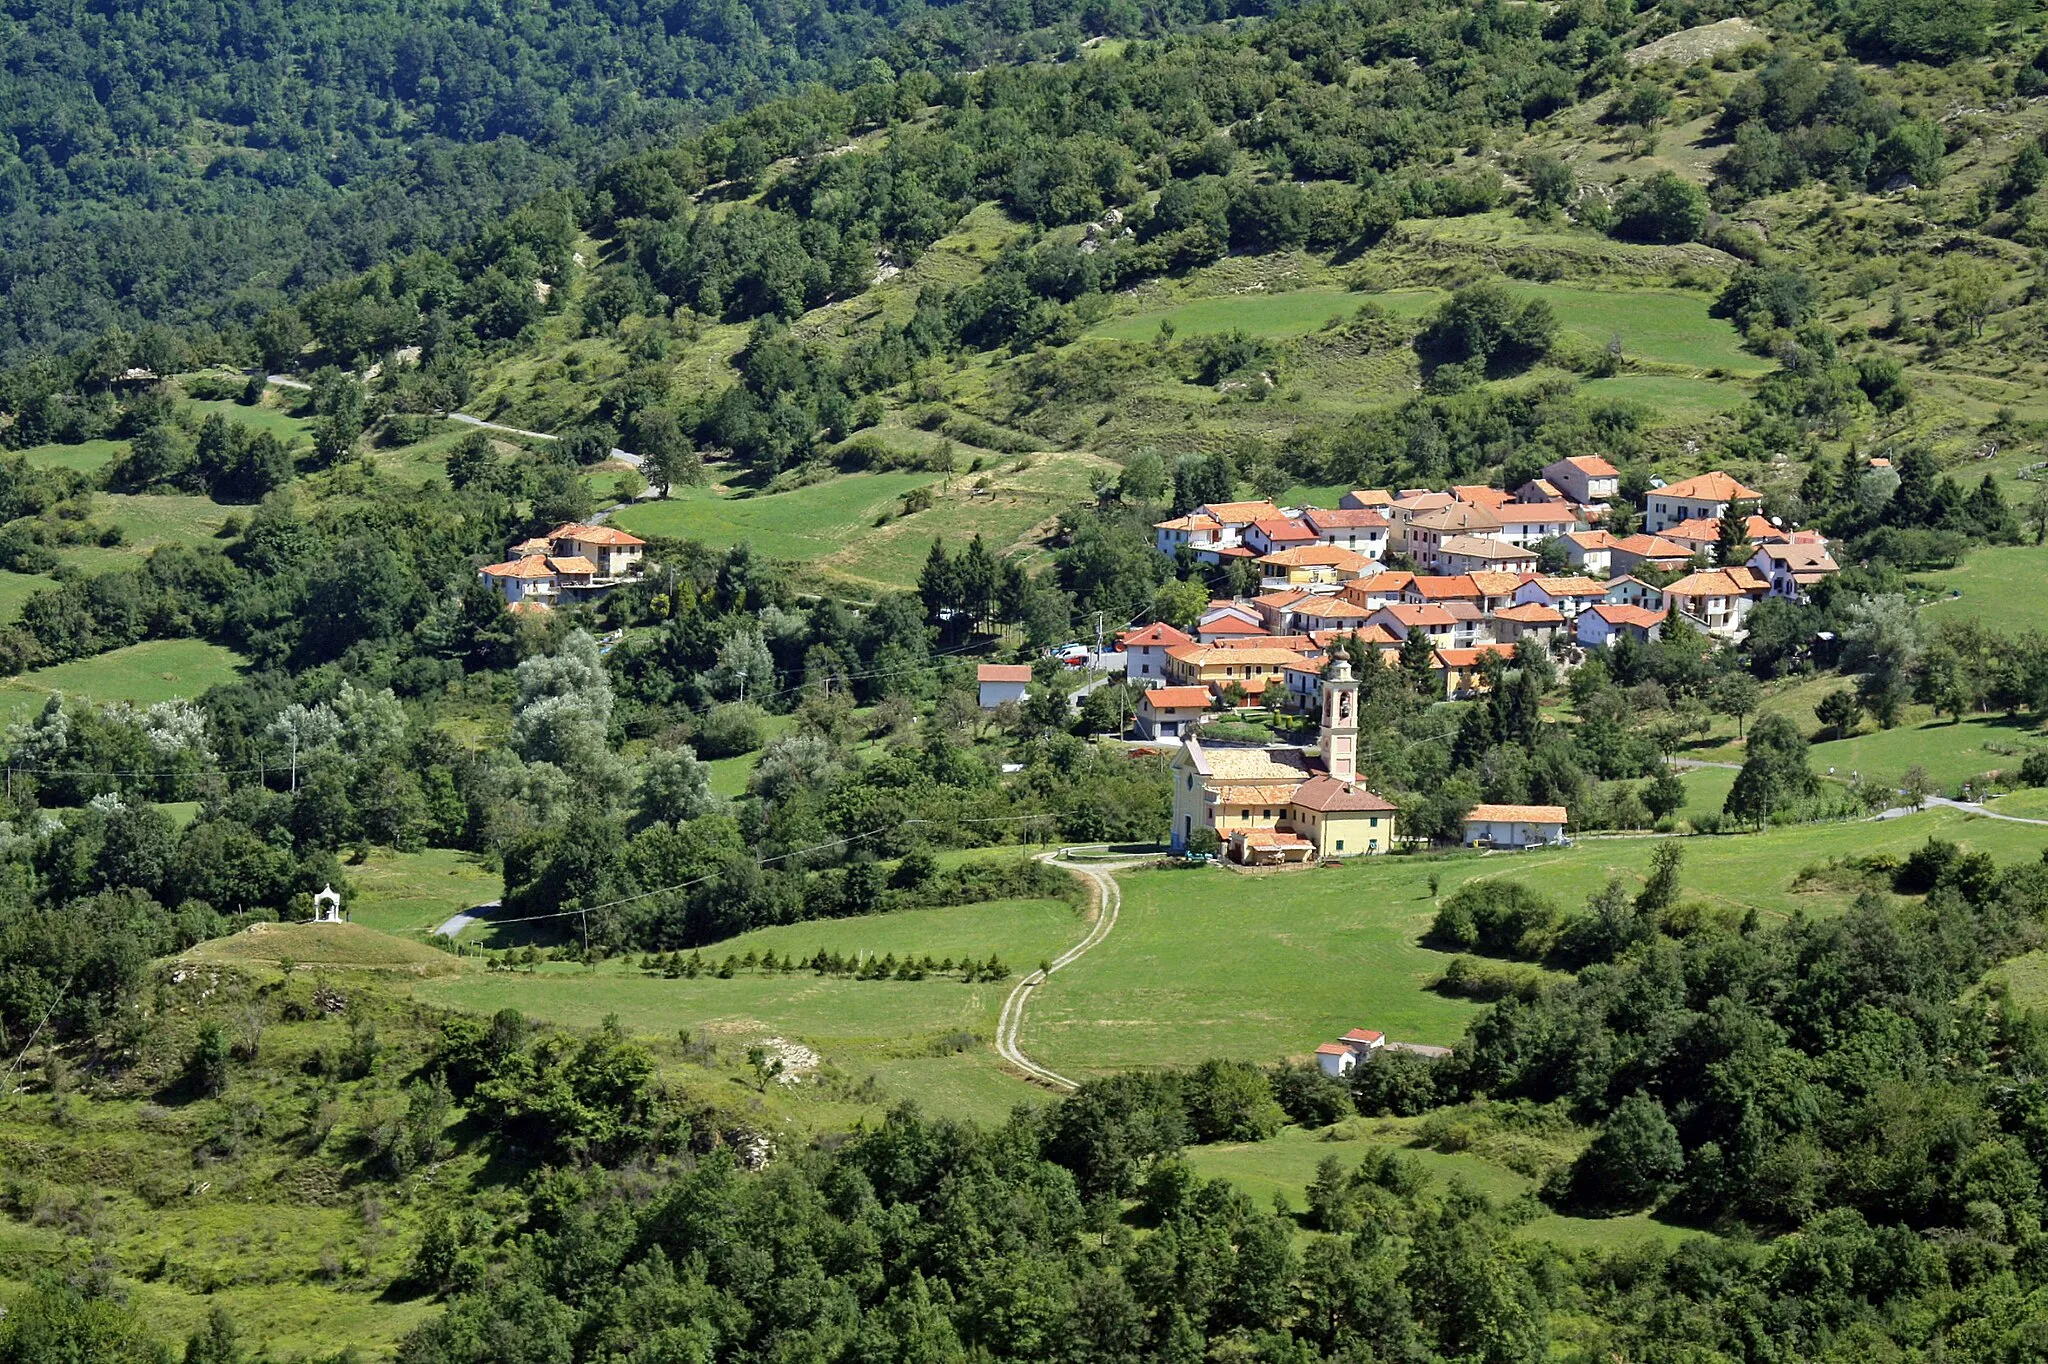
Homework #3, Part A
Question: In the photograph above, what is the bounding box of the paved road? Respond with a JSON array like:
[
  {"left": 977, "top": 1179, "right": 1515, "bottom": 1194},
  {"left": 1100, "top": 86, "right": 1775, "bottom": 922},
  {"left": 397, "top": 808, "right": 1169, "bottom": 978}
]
[
  {"left": 994, "top": 852, "right": 1143, "bottom": 1090},
  {"left": 1875, "top": 794, "right": 2048, "bottom": 825},
  {"left": 434, "top": 899, "right": 501, "bottom": 938}
]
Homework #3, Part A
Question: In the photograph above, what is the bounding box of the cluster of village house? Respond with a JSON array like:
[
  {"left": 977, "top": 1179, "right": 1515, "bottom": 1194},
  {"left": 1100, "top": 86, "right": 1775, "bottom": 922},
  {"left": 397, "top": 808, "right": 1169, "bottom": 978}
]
[
  {"left": 978, "top": 458, "right": 1838, "bottom": 865},
  {"left": 476, "top": 522, "right": 650, "bottom": 608}
]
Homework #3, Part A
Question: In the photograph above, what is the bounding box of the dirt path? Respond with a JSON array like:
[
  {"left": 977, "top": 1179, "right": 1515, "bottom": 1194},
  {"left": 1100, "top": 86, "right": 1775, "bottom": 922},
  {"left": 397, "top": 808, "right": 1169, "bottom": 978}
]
[{"left": 994, "top": 853, "right": 1140, "bottom": 1090}]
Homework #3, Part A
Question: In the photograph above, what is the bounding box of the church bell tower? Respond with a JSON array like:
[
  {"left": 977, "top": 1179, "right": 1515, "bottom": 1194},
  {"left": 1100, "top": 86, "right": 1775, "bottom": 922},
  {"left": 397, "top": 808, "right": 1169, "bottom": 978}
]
[{"left": 1320, "top": 647, "right": 1358, "bottom": 784}]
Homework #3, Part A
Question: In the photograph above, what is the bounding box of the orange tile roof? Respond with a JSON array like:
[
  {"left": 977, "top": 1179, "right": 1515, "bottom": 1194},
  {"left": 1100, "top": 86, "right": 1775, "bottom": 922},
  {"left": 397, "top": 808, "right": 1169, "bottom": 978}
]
[
  {"left": 1121, "top": 622, "right": 1194, "bottom": 648},
  {"left": 1466, "top": 803, "right": 1569, "bottom": 824},
  {"left": 1200, "top": 618, "right": 1270, "bottom": 636},
  {"left": 1378, "top": 602, "right": 1457, "bottom": 627},
  {"left": 1237, "top": 829, "right": 1314, "bottom": 849},
  {"left": 1342, "top": 1028, "right": 1386, "bottom": 1043},
  {"left": 1588, "top": 604, "right": 1667, "bottom": 627},
  {"left": 1344, "top": 489, "right": 1395, "bottom": 507},
  {"left": 1156, "top": 513, "right": 1223, "bottom": 532},
  {"left": 1290, "top": 598, "right": 1376, "bottom": 620},
  {"left": 547, "top": 555, "right": 597, "bottom": 575},
  {"left": 1302, "top": 507, "right": 1390, "bottom": 530},
  {"left": 1142, "top": 686, "right": 1212, "bottom": 709},
  {"left": 1494, "top": 603, "right": 1564, "bottom": 624},
  {"left": 1612, "top": 534, "right": 1692, "bottom": 559},
  {"left": 1409, "top": 575, "right": 1482, "bottom": 600},
  {"left": 1494, "top": 504, "right": 1577, "bottom": 525},
  {"left": 549, "top": 522, "right": 646, "bottom": 546},
  {"left": 1411, "top": 505, "right": 1503, "bottom": 532},
  {"left": 1260, "top": 545, "right": 1372, "bottom": 569},
  {"left": 1561, "top": 456, "right": 1619, "bottom": 476},
  {"left": 1452, "top": 485, "right": 1513, "bottom": 510},
  {"left": 1467, "top": 571, "right": 1528, "bottom": 596},
  {"left": 1564, "top": 530, "right": 1618, "bottom": 549},
  {"left": 1437, "top": 535, "right": 1533, "bottom": 561},
  {"left": 1250, "top": 518, "right": 1316, "bottom": 543},
  {"left": 1665, "top": 569, "right": 1768, "bottom": 598},
  {"left": 1656, "top": 471, "right": 1762, "bottom": 502},
  {"left": 1202, "top": 500, "right": 1284, "bottom": 524},
  {"left": 1528, "top": 576, "right": 1609, "bottom": 597},
  {"left": 978, "top": 664, "right": 1032, "bottom": 683},
  {"left": 1316, "top": 1042, "right": 1353, "bottom": 1056},
  {"left": 1433, "top": 644, "right": 1515, "bottom": 667},
  {"left": 481, "top": 557, "right": 557, "bottom": 579}
]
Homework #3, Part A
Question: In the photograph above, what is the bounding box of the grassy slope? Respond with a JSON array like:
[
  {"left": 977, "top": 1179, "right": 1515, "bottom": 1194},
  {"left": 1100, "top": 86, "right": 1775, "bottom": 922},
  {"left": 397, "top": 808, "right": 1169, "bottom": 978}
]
[
  {"left": 183, "top": 920, "right": 466, "bottom": 975},
  {"left": 0, "top": 638, "right": 247, "bottom": 726},
  {"left": 342, "top": 848, "right": 504, "bottom": 937},
  {"left": 1913, "top": 544, "right": 2048, "bottom": 636}
]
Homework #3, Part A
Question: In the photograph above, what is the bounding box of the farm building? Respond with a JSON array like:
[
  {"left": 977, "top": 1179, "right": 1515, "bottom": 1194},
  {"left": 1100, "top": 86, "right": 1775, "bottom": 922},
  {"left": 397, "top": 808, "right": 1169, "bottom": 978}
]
[
  {"left": 976, "top": 665, "right": 1031, "bottom": 709},
  {"left": 1462, "top": 803, "right": 1570, "bottom": 848}
]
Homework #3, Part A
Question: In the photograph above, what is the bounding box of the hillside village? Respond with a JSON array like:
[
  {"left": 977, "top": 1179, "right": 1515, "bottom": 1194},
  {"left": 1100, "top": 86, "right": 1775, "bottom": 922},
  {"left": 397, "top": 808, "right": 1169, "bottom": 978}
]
[{"left": 1008, "top": 457, "right": 1840, "bottom": 861}]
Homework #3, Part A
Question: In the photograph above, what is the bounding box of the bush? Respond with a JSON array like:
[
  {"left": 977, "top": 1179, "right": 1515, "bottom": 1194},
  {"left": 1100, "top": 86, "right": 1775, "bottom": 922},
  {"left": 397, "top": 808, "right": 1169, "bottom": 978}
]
[
  {"left": 1180, "top": 1058, "right": 1286, "bottom": 1143},
  {"left": 1268, "top": 1063, "right": 1356, "bottom": 1128},
  {"left": 2018, "top": 751, "right": 2048, "bottom": 787},
  {"left": 1557, "top": 1093, "right": 1684, "bottom": 1211},
  {"left": 692, "top": 702, "right": 767, "bottom": 758},
  {"left": 1610, "top": 172, "right": 1710, "bottom": 244},
  {"left": 1430, "top": 879, "right": 1563, "bottom": 960},
  {"left": 1351, "top": 1050, "right": 1441, "bottom": 1117}
]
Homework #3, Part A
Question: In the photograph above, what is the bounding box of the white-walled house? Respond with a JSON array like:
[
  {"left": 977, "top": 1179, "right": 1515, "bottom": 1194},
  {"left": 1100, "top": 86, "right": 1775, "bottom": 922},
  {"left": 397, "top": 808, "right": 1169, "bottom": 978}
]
[
  {"left": 977, "top": 664, "right": 1031, "bottom": 709},
  {"left": 1462, "top": 803, "right": 1569, "bottom": 848},
  {"left": 1748, "top": 542, "right": 1840, "bottom": 600},
  {"left": 1541, "top": 456, "right": 1620, "bottom": 506},
  {"left": 1301, "top": 507, "right": 1390, "bottom": 558},
  {"left": 1137, "top": 686, "right": 1211, "bottom": 740},
  {"left": 1120, "top": 622, "right": 1194, "bottom": 685},
  {"left": 1560, "top": 530, "right": 1616, "bottom": 575},
  {"left": 1645, "top": 471, "right": 1763, "bottom": 533},
  {"left": 1663, "top": 568, "right": 1769, "bottom": 637},
  {"left": 1577, "top": 603, "right": 1665, "bottom": 648}
]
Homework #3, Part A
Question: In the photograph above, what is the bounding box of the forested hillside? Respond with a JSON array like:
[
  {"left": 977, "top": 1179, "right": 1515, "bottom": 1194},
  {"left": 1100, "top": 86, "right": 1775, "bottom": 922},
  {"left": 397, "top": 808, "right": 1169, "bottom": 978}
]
[{"left": 0, "top": 0, "right": 1265, "bottom": 362}]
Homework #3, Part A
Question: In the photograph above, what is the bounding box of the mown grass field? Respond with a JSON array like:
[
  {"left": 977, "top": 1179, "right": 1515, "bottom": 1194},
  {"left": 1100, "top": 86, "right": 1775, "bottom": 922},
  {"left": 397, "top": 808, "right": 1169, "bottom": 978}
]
[
  {"left": 14, "top": 437, "right": 122, "bottom": 473},
  {"left": 1913, "top": 544, "right": 2048, "bottom": 636},
  {"left": 0, "top": 638, "right": 248, "bottom": 726},
  {"left": 343, "top": 847, "right": 503, "bottom": 936},
  {"left": 0, "top": 570, "right": 49, "bottom": 622},
  {"left": 415, "top": 895, "right": 1091, "bottom": 1122},
  {"left": 1025, "top": 807, "right": 2048, "bottom": 1079},
  {"left": 1088, "top": 288, "right": 1360, "bottom": 341}
]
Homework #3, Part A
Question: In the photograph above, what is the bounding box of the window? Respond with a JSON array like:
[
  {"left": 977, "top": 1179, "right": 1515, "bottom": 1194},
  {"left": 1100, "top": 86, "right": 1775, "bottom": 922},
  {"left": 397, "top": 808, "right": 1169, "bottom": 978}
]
[
  {"left": 1336, "top": 840, "right": 1345, "bottom": 851},
  {"left": 1370, "top": 817, "right": 1379, "bottom": 827}
]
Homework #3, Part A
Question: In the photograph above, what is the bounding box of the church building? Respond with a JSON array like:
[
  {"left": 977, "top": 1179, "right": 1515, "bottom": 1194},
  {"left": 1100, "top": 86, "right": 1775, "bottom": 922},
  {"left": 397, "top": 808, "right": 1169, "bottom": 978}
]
[{"left": 1168, "top": 651, "right": 1398, "bottom": 863}]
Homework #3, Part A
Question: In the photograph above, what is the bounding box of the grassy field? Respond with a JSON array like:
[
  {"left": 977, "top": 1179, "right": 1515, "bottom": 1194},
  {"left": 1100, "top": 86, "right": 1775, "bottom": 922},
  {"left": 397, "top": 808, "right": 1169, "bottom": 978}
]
[
  {"left": 14, "top": 438, "right": 123, "bottom": 473},
  {"left": 415, "top": 895, "right": 1091, "bottom": 1122},
  {"left": 1182, "top": 1120, "right": 1707, "bottom": 1251},
  {"left": 1026, "top": 807, "right": 2048, "bottom": 1079},
  {"left": 1913, "top": 544, "right": 2048, "bottom": 635},
  {"left": 1361, "top": 285, "right": 1769, "bottom": 375},
  {"left": 1985, "top": 787, "right": 2048, "bottom": 818},
  {"left": 1088, "top": 281, "right": 1764, "bottom": 376},
  {"left": 0, "top": 570, "right": 49, "bottom": 621},
  {"left": 186, "top": 396, "right": 314, "bottom": 445},
  {"left": 1088, "top": 289, "right": 1361, "bottom": 341},
  {"left": 0, "top": 638, "right": 248, "bottom": 726},
  {"left": 342, "top": 847, "right": 503, "bottom": 936},
  {"left": 614, "top": 453, "right": 1112, "bottom": 590}
]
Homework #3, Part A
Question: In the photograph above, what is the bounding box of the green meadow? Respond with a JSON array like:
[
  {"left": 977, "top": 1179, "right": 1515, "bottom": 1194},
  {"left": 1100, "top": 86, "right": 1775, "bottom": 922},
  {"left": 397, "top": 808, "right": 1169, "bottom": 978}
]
[
  {"left": 1913, "top": 543, "right": 2048, "bottom": 636},
  {"left": 1183, "top": 1120, "right": 1707, "bottom": 1252},
  {"left": 1087, "top": 281, "right": 1764, "bottom": 376},
  {"left": 1024, "top": 807, "right": 2048, "bottom": 1080},
  {"left": 614, "top": 453, "right": 1109, "bottom": 590},
  {"left": 14, "top": 437, "right": 123, "bottom": 473},
  {"left": 0, "top": 638, "right": 248, "bottom": 727},
  {"left": 342, "top": 847, "right": 504, "bottom": 936}
]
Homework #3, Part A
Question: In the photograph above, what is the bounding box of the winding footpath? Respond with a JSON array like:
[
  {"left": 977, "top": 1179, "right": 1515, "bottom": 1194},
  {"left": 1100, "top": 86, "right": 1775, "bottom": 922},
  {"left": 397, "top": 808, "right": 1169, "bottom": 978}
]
[{"left": 995, "top": 852, "right": 1141, "bottom": 1090}]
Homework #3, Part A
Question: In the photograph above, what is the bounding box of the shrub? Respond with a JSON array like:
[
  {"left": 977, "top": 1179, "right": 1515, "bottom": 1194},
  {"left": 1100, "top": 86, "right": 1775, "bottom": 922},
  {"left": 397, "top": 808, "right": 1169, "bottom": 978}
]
[
  {"left": 692, "top": 702, "right": 767, "bottom": 758},
  {"left": 1610, "top": 172, "right": 1710, "bottom": 244},
  {"left": 1430, "top": 879, "right": 1563, "bottom": 960}
]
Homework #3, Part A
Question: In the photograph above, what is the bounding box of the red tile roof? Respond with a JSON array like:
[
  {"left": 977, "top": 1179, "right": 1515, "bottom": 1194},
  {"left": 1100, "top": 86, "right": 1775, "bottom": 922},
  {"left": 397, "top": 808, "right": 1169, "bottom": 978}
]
[
  {"left": 1291, "top": 775, "right": 1396, "bottom": 813},
  {"left": 1466, "top": 803, "right": 1569, "bottom": 824},
  {"left": 1655, "top": 471, "right": 1762, "bottom": 502},
  {"left": 977, "top": 664, "right": 1032, "bottom": 683},
  {"left": 1121, "top": 622, "right": 1194, "bottom": 648},
  {"left": 1142, "top": 686, "right": 1212, "bottom": 709}
]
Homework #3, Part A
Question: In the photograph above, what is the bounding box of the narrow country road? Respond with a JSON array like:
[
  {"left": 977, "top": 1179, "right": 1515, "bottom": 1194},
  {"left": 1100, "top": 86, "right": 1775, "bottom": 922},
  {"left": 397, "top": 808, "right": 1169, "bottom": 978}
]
[
  {"left": 1875, "top": 795, "right": 2048, "bottom": 825},
  {"left": 995, "top": 852, "right": 1142, "bottom": 1090},
  {"left": 434, "top": 899, "right": 501, "bottom": 938}
]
